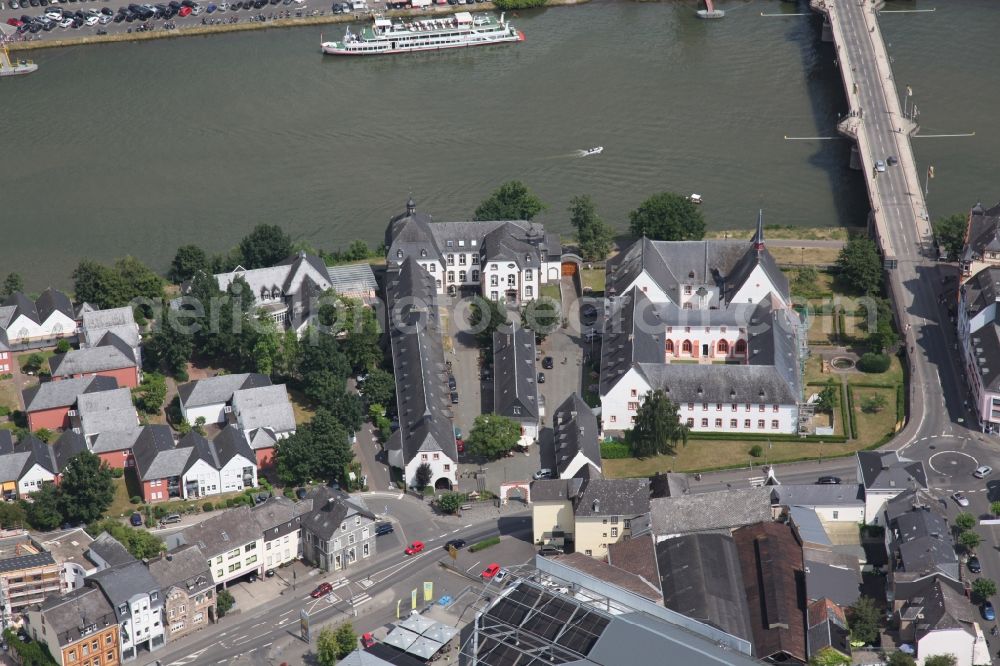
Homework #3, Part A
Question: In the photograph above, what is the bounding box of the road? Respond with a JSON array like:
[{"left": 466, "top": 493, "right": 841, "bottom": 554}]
[{"left": 143, "top": 512, "right": 530, "bottom": 665}]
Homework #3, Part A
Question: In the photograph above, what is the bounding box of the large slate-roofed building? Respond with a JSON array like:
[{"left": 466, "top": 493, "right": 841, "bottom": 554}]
[
  {"left": 552, "top": 393, "right": 602, "bottom": 480},
  {"left": 493, "top": 322, "right": 539, "bottom": 446}
]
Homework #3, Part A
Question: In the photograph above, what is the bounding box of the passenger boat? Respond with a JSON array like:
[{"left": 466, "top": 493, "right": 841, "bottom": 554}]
[
  {"left": 321, "top": 11, "right": 523, "bottom": 56},
  {"left": 688, "top": 193, "right": 703, "bottom": 204},
  {"left": 0, "top": 33, "right": 38, "bottom": 77},
  {"left": 580, "top": 147, "right": 603, "bottom": 157}
]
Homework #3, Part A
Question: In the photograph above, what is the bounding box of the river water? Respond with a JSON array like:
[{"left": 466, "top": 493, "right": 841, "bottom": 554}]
[{"left": 1, "top": 0, "right": 997, "bottom": 288}]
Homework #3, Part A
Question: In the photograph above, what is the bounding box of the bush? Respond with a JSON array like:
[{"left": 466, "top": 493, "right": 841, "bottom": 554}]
[
  {"left": 470, "top": 536, "right": 501, "bottom": 552},
  {"left": 130, "top": 495, "right": 142, "bottom": 505},
  {"left": 55, "top": 339, "right": 71, "bottom": 354},
  {"left": 217, "top": 589, "right": 235, "bottom": 617},
  {"left": 857, "top": 353, "right": 891, "bottom": 373},
  {"left": 215, "top": 502, "right": 227, "bottom": 511},
  {"left": 748, "top": 445, "right": 764, "bottom": 458},
  {"left": 111, "top": 467, "right": 125, "bottom": 479},
  {"left": 437, "top": 492, "right": 466, "bottom": 514},
  {"left": 0, "top": 406, "right": 9, "bottom": 417},
  {"left": 283, "top": 487, "right": 296, "bottom": 499},
  {"left": 153, "top": 505, "right": 168, "bottom": 519},
  {"left": 600, "top": 441, "right": 632, "bottom": 459},
  {"left": 203, "top": 502, "right": 214, "bottom": 512}
]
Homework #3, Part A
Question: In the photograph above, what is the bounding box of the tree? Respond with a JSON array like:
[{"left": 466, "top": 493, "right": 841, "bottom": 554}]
[
  {"left": 867, "top": 319, "right": 898, "bottom": 354},
  {"left": 569, "top": 195, "right": 614, "bottom": 261},
  {"left": 522, "top": 298, "right": 560, "bottom": 342},
  {"left": 958, "top": 530, "right": 982, "bottom": 551},
  {"left": 1, "top": 272, "right": 23, "bottom": 297},
  {"left": 275, "top": 409, "right": 353, "bottom": 486},
  {"left": 469, "top": 299, "right": 509, "bottom": 348},
  {"left": 887, "top": 652, "right": 917, "bottom": 666},
  {"left": 168, "top": 244, "right": 209, "bottom": 284},
  {"left": 0, "top": 502, "right": 26, "bottom": 529},
  {"left": 328, "top": 391, "right": 364, "bottom": 433},
  {"left": 34, "top": 428, "right": 52, "bottom": 443},
  {"left": 474, "top": 181, "right": 545, "bottom": 221},
  {"left": 857, "top": 352, "right": 891, "bottom": 374},
  {"left": 835, "top": 237, "right": 882, "bottom": 295},
  {"left": 133, "top": 373, "right": 167, "bottom": 415},
  {"left": 360, "top": 368, "right": 395, "bottom": 409},
  {"left": 466, "top": 414, "right": 522, "bottom": 460},
  {"left": 58, "top": 451, "right": 115, "bottom": 524},
  {"left": 193, "top": 416, "right": 207, "bottom": 436},
  {"left": 335, "top": 623, "right": 357, "bottom": 658},
  {"left": 72, "top": 257, "right": 163, "bottom": 310},
  {"left": 55, "top": 339, "right": 71, "bottom": 354},
  {"left": 238, "top": 224, "right": 293, "bottom": 269},
  {"left": 87, "top": 519, "right": 165, "bottom": 560},
  {"left": 144, "top": 315, "right": 194, "bottom": 379},
  {"left": 860, "top": 393, "right": 888, "bottom": 414},
  {"left": 991, "top": 500, "right": 1000, "bottom": 517},
  {"left": 629, "top": 390, "right": 689, "bottom": 457},
  {"left": 438, "top": 492, "right": 466, "bottom": 514},
  {"left": 924, "top": 656, "right": 958, "bottom": 666},
  {"left": 22, "top": 353, "right": 46, "bottom": 374},
  {"left": 846, "top": 596, "right": 881, "bottom": 644},
  {"left": 24, "top": 483, "right": 62, "bottom": 531},
  {"left": 216, "top": 589, "right": 235, "bottom": 617},
  {"left": 973, "top": 578, "right": 997, "bottom": 601},
  {"left": 933, "top": 213, "right": 968, "bottom": 261},
  {"left": 954, "top": 512, "right": 976, "bottom": 531},
  {"left": 808, "top": 647, "right": 851, "bottom": 666},
  {"left": 316, "top": 627, "right": 339, "bottom": 666},
  {"left": 792, "top": 267, "right": 821, "bottom": 298},
  {"left": 415, "top": 463, "right": 433, "bottom": 490},
  {"left": 815, "top": 381, "right": 838, "bottom": 414},
  {"left": 114, "top": 256, "right": 165, "bottom": 312},
  {"left": 628, "top": 192, "right": 706, "bottom": 241}
]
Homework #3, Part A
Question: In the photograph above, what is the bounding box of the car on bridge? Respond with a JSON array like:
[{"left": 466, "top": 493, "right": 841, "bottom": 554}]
[
  {"left": 875, "top": 160, "right": 886, "bottom": 173},
  {"left": 887, "top": 155, "right": 898, "bottom": 166}
]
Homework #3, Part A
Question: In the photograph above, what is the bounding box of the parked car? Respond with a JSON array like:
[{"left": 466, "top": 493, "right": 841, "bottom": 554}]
[
  {"left": 450, "top": 391, "right": 459, "bottom": 404},
  {"left": 130, "top": 512, "right": 143, "bottom": 526},
  {"left": 983, "top": 601, "right": 995, "bottom": 621},
  {"left": 162, "top": 514, "right": 182, "bottom": 524},
  {"left": 5, "top": 18, "right": 23, "bottom": 25},
  {"left": 405, "top": 541, "right": 425, "bottom": 555},
  {"left": 444, "top": 539, "right": 467, "bottom": 551},
  {"left": 539, "top": 545, "right": 563, "bottom": 556},
  {"left": 974, "top": 465, "right": 993, "bottom": 479},
  {"left": 447, "top": 375, "right": 457, "bottom": 391},
  {"left": 361, "top": 632, "right": 376, "bottom": 648},
  {"left": 968, "top": 556, "right": 982, "bottom": 574},
  {"left": 494, "top": 568, "right": 508, "bottom": 583},
  {"left": 533, "top": 468, "right": 553, "bottom": 480},
  {"left": 816, "top": 476, "right": 841, "bottom": 485},
  {"left": 456, "top": 439, "right": 464, "bottom": 454},
  {"left": 374, "top": 523, "right": 394, "bottom": 536},
  {"left": 177, "top": 5, "right": 191, "bottom": 15},
  {"left": 310, "top": 582, "right": 333, "bottom": 598},
  {"left": 265, "top": 569, "right": 276, "bottom": 578},
  {"left": 537, "top": 372, "right": 545, "bottom": 384},
  {"left": 542, "top": 356, "right": 553, "bottom": 369},
  {"left": 952, "top": 492, "right": 970, "bottom": 507},
  {"left": 481, "top": 563, "right": 500, "bottom": 579}
]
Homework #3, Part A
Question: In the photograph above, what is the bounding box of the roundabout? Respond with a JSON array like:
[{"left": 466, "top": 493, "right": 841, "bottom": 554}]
[{"left": 927, "top": 449, "right": 980, "bottom": 483}]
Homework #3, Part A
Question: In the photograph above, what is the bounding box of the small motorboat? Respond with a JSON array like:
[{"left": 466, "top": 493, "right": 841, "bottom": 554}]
[
  {"left": 688, "top": 193, "right": 703, "bottom": 204},
  {"left": 580, "top": 147, "right": 603, "bottom": 157}
]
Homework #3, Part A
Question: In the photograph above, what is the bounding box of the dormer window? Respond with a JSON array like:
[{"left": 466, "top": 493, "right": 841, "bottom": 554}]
[
  {"left": 420, "top": 249, "right": 427, "bottom": 257},
  {"left": 684, "top": 286, "right": 692, "bottom": 295},
  {"left": 447, "top": 240, "right": 454, "bottom": 247},
  {"left": 396, "top": 250, "right": 403, "bottom": 259}
]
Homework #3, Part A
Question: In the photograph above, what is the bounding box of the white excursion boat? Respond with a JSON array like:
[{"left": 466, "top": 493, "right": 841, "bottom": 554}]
[
  {"left": 688, "top": 193, "right": 703, "bottom": 204},
  {"left": 321, "top": 11, "right": 523, "bottom": 56},
  {"left": 580, "top": 147, "right": 603, "bottom": 157},
  {"left": 0, "top": 32, "right": 38, "bottom": 77}
]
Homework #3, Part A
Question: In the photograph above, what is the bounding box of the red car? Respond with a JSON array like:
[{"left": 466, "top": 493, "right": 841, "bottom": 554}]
[
  {"left": 310, "top": 582, "right": 333, "bottom": 598},
  {"left": 6, "top": 18, "right": 24, "bottom": 26},
  {"left": 405, "top": 541, "right": 425, "bottom": 555},
  {"left": 361, "top": 632, "right": 376, "bottom": 648},
  {"left": 178, "top": 5, "right": 192, "bottom": 15},
  {"left": 481, "top": 563, "right": 500, "bottom": 579},
  {"left": 456, "top": 438, "right": 464, "bottom": 454}
]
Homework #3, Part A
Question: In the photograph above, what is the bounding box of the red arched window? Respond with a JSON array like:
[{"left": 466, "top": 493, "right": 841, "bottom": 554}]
[
  {"left": 735, "top": 339, "right": 747, "bottom": 354},
  {"left": 717, "top": 339, "right": 729, "bottom": 354},
  {"left": 681, "top": 340, "right": 693, "bottom": 354},
  {"left": 665, "top": 340, "right": 674, "bottom": 353}
]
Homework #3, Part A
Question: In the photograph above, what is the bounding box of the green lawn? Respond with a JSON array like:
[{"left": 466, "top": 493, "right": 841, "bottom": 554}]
[
  {"left": 0, "top": 380, "right": 19, "bottom": 411},
  {"left": 16, "top": 350, "right": 55, "bottom": 374},
  {"left": 852, "top": 386, "right": 900, "bottom": 447},
  {"left": 108, "top": 477, "right": 138, "bottom": 518},
  {"left": 803, "top": 355, "right": 904, "bottom": 387},
  {"left": 706, "top": 226, "right": 862, "bottom": 242},
  {"left": 288, "top": 387, "right": 316, "bottom": 425},
  {"left": 580, "top": 268, "right": 605, "bottom": 294},
  {"left": 540, "top": 283, "right": 561, "bottom": 304}
]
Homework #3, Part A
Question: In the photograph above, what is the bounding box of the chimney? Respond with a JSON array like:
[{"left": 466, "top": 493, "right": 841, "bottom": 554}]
[{"left": 592, "top": 499, "right": 600, "bottom": 513}]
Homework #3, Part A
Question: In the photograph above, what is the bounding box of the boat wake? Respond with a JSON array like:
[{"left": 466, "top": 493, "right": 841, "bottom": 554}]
[{"left": 577, "top": 146, "right": 604, "bottom": 157}]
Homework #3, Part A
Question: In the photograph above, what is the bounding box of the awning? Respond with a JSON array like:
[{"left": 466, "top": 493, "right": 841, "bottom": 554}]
[{"left": 383, "top": 627, "right": 419, "bottom": 651}]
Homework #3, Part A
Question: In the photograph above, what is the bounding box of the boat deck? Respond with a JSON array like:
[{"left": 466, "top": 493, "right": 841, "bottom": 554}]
[{"left": 358, "top": 14, "right": 498, "bottom": 40}]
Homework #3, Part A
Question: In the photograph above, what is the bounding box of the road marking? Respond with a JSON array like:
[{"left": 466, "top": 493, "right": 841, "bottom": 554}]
[
  {"left": 279, "top": 609, "right": 295, "bottom": 619},
  {"left": 466, "top": 560, "right": 481, "bottom": 573},
  {"left": 452, "top": 528, "right": 461, "bottom": 533},
  {"left": 438, "top": 533, "right": 447, "bottom": 538},
  {"left": 262, "top": 643, "right": 272, "bottom": 649},
  {"left": 232, "top": 635, "right": 250, "bottom": 644},
  {"left": 927, "top": 450, "right": 978, "bottom": 476},
  {"left": 464, "top": 524, "right": 472, "bottom": 529},
  {"left": 251, "top": 622, "right": 266, "bottom": 629}
]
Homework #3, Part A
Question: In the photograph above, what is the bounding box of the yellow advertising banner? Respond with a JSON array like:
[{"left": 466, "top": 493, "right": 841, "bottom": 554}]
[
  {"left": 423, "top": 581, "right": 433, "bottom": 602},
  {"left": 411, "top": 588, "right": 417, "bottom": 610}
]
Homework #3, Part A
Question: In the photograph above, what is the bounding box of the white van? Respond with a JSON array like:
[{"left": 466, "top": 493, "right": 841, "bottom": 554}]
[{"left": 351, "top": 0, "right": 365, "bottom": 8}]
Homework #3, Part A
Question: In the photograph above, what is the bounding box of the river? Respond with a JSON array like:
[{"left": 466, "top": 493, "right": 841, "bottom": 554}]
[{"left": 1, "top": 0, "right": 997, "bottom": 288}]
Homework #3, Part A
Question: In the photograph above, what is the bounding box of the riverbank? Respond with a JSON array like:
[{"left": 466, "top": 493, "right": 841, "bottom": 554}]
[{"left": 7, "top": 0, "right": 587, "bottom": 52}]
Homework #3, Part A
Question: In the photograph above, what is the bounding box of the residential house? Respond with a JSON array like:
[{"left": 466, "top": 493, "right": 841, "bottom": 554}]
[
  {"left": 325, "top": 263, "right": 379, "bottom": 306},
  {"left": 133, "top": 426, "right": 257, "bottom": 504},
  {"left": 88, "top": 560, "right": 166, "bottom": 661},
  {"left": 384, "top": 197, "right": 562, "bottom": 301},
  {"left": 300, "top": 486, "right": 377, "bottom": 572},
  {"left": 22, "top": 375, "right": 118, "bottom": 431},
  {"left": 384, "top": 258, "right": 458, "bottom": 490},
  {"left": 25, "top": 586, "right": 121, "bottom": 666},
  {"left": 72, "top": 387, "right": 142, "bottom": 468},
  {"left": 0, "top": 339, "right": 10, "bottom": 373},
  {"left": 959, "top": 201, "right": 1000, "bottom": 280},
  {"left": 732, "top": 521, "right": 808, "bottom": 664},
  {"left": 806, "top": 598, "right": 851, "bottom": 664},
  {"left": 552, "top": 393, "right": 602, "bottom": 480},
  {"left": 801, "top": 545, "right": 862, "bottom": 609},
  {"left": 599, "top": 219, "right": 806, "bottom": 435},
  {"left": 252, "top": 496, "right": 307, "bottom": 571},
  {"left": 530, "top": 477, "right": 650, "bottom": 557},
  {"left": 957, "top": 265, "right": 1000, "bottom": 430},
  {"left": 213, "top": 251, "right": 333, "bottom": 333},
  {"left": 492, "top": 323, "right": 539, "bottom": 447},
  {"left": 0, "top": 545, "right": 62, "bottom": 626},
  {"left": 49, "top": 334, "right": 141, "bottom": 388},
  {"left": 0, "top": 431, "right": 88, "bottom": 499},
  {"left": 167, "top": 506, "right": 264, "bottom": 586},
  {"left": 230, "top": 384, "right": 296, "bottom": 468},
  {"left": 0, "top": 289, "right": 77, "bottom": 349},
  {"left": 87, "top": 533, "right": 138, "bottom": 572},
  {"left": 857, "top": 451, "right": 928, "bottom": 523},
  {"left": 770, "top": 483, "right": 866, "bottom": 524},
  {"left": 79, "top": 307, "right": 141, "bottom": 355},
  {"left": 895, "top": 577, "right": 990, "bottom": 666},
  {"left": 648, "top": 487, "right": 775, "bottom": 541},
  {"left": 147, "top": 545, "right": 215, "bottom": 641},
  {"left": 41, "top": 527, "right": 96, "bottom": 593},
  {"left": 177, "top": 373, "right": 271, "bottom": 426},
  {"left": 884, "top": 489, "right": 960, "bottom": 604}
]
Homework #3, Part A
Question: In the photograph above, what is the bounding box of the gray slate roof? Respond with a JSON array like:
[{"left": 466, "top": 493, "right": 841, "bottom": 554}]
[
  {"left": 89, "top": 559, "right": 162, "bottom": 620},
  {"left": 771, "top": 484, "right": 865, "bottom": 508},
  {"left": 88, "top": 532, "right": 137, "bottom": 568},
  {"left": 902, "top": 577, "right": 977, "bottom": 641},
  {"left": 177, "top": 373, "right": 271, "bottom": 409},
  {"left": 599, "top": 288, "right": 665, "bottom": 395},
  {"left": 77, "top": 387, "right": 138, "bottom": 435},
  {"left": 385, "top": 258, "right": 457, "bottom": 465},
  {"left": 302, "top": 486, "right": 376, "bottom": 541},
  {"left": 960, "top": 266, "right": 1000, "bottom": 391},
  {"left": 89, "top": 426, "right": 144, "bottom": 454},
  {"left": 529, "top": 478, "right": 581, "bottom": 503},
  {"left": 22, "top": 375, "right": 118, "bottom": 412},
  {"left": 37, "top": 586, "right": 117, "bottom": 648},
  {"left": 50, "top": 334, "right": 137, "bottom": 377},
  {"left": 492, "top": 322, "right": 539, "bottom": 423},
  {"left": 50, "top": 430, "right": 87, "bottom": 472},
  {"left": 802, "top": 549, "right": 862, "bottom": 608},
  {"left": 553, "top": 393, "right": 602, "bottom": 478},
  {"left": 885, "top": 489, "right": 959, "bottom": 581},
  {"left": 655, "top": 533, "right": 753, "bottom": 644},
  {"left": 857, "top": 451, "right": 927, "bottom": 491},
  {"left": 252, "top": 496, "right": 308, "bottom": 541},
  {"left": 214, "top": 252, "right": 332, "bottom": 306},
  {"left": 650, "top": 487, "right": 774, "bottom": 537},
  {"left": 169, "top": 505, "right": 261, "bottom": 558},
  {"left": 573, "top": 478, "right": 650, "bottom": 517},
  {"left": 963, "top": 201, "right": 1000, "bottom": 263},
  {"left": 147, "top": 544, "right": 213, "bottom": 596},
  {"left": 232, "top": 384, "right": 296, "bottom": 434},
  {"left": 132, "top": 425, "right": 185, "bottom": 481},
  {"left": 80, "top": 307, "right": 140, "bottom": 349},
  {"left": 35, "top": 288, "right": 74, "bottom": 323},
  {"left": 0, "top": 292, "right": 39, "bottom": 327}
]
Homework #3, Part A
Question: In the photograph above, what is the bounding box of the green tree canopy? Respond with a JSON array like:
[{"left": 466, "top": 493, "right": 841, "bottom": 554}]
[
  {"left": 87, "top": 519, "right": 165, "bottom": 560},
  {"left": 887, "top": 652, "right": 917, "bottom": 666},
  {"left": 217, "top": 589, "right": 235, "bottom": 617},
  {"left": 168, "top": 244, "right": 210, "bottom": 284},
  {"left": 438, "top": 492, "right": 466, "bottom": 514},
  {"left": 59, "top": 451, "right": 116, "bottom": 524},
  {"left": 569, "top": 195, "right": 614, "bottom": 261},
  {"left": 316, "top": 627, "right": 339, "bottom": 666},
  {"left": 973, "top": 578, "right": 997, "bottom": 601},
  {"left": 860, "top": 393, "right": 888, "bottom": 414},
  {"left": 847, "top": 596, "right": 881, "bottom": 644},
  {"left": 835, "top": 237, "right": 882, "bottom": 295},
  {"left": 415, "top": 462, "right": 433, "bottom": 490},
  {"left": 933, "top": 213, "right": 967, "bottom": 261},
  {"left": 628, "top": 192, "right": 706, "bottom": 241},
  {"left": 0, "top": 501, "right": 26, "bottom": 529},
  {"left": 466, "top": 414, "right": 522, "bottom": 460},
  {"left": 629, "top": 390, "right": 689, "bottom": 457},
  {"left": 923, "top": 656, "right": 957, "bottom": 666},
  {"left": 474, "top": 181, "right": 546, "bottom": 221},
  {"left": 958, "top": 530, "right": 982, "bottom": 551},
  {"left": 469, "top": 299, "right": 509, "bottom": 348},
  {"left": 954, "top": 512, "right": 976, "bottom": 531},
  {"left": 522, "top": 298, "right": 561, "bottom": 342},
  {"left": 360, "top": 368, "right": 395, "bottom": 409},
  {"left": 133, "top": 373, "right": 168, "bottom": 415},
  {"left": 72, "top": 257, "right": 164, "bottom": 310},
  {"left": 238, "top": 224, "right": 293, "bottom": 269},
  {"left": 275, "top": 408, "right": 353, "bottom": 486},
  {"left": 1, "top": 272, "right": 24, "bottom": 297},
  {"left": 334, "top": 622, "right": 357, "bottom": 658},
  {"left": 23, "top": 483, "right": 62, "bottom": 531},
  {"left": 808, "top": 647, "right": 851, "bottom": 666},
  {"left": 144, "top": 316, "right": 194, "bottom": 379},
  {"left": 991, "top": 500, "right": 1000, "bottom": 517},
  {"left": 816, "top": 380, "right": 839, "bottom": 414}
]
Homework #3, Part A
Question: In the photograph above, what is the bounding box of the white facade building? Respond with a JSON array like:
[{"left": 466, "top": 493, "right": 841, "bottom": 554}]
[{"left": 0, "top": 289, "right": 77, "bottom": 348}]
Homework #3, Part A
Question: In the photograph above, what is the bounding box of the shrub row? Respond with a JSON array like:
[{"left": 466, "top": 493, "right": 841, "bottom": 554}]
[
  {"left": 470, "top": 536, "right": 500, "bottom": 552},
  {"left": 600, "top": 441, "right": 632, "bottom": 459},
  {"left": 687, "top": 431, "right": 848, "bottom": 444},
  {"left": 846, "top": 385, "right": 858, "bottom": 439}
]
